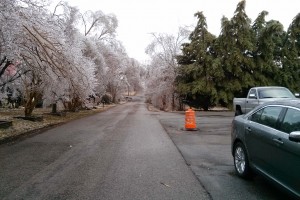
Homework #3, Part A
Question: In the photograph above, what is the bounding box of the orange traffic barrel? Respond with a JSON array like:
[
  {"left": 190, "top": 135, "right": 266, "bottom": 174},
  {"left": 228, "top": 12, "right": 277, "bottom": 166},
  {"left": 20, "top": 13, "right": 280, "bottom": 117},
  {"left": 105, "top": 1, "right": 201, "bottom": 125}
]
[{"left": 185, "top": 108, "right": 197, "bottom": 130}]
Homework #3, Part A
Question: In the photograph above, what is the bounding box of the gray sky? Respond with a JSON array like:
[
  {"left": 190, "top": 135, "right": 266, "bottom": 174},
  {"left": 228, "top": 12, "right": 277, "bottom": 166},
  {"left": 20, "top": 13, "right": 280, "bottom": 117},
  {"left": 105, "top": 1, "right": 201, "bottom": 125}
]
[{"left": 62, "top": 0, "right": 299, "bottom": 63}]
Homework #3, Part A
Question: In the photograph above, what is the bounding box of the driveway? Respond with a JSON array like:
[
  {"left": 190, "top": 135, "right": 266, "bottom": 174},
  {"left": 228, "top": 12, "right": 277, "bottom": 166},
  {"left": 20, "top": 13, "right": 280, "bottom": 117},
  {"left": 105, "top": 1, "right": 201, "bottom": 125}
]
[{"left": 158, "top": 110, "right": 294, "bottom": 200}]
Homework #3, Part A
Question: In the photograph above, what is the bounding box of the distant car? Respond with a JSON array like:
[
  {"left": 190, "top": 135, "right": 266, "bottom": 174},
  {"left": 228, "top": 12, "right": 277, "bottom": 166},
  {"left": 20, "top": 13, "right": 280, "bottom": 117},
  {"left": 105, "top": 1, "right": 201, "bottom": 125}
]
[{"left": 231, "top": 100, "right": 300, "bottom": 198}]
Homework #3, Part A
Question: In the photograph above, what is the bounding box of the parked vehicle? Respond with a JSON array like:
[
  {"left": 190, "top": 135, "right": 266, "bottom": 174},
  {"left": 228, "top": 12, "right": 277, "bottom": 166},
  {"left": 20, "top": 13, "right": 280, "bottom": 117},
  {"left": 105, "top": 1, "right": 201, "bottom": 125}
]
[
  {"left": 233, "top": 86, "right": 296, "bottom": 116},
  {"left": 231, "top": 100, "right": 300, "bottom": 198}
]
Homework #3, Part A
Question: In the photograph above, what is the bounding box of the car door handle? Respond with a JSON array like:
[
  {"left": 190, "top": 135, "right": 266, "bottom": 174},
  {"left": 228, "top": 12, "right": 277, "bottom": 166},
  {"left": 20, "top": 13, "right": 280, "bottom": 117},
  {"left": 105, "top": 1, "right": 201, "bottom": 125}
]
[
  {"left": 273, "top": 138, "right": 284, "bottom": 145},
  {"left": 246, "top": 127, "right": 251, "bottom": 132}
]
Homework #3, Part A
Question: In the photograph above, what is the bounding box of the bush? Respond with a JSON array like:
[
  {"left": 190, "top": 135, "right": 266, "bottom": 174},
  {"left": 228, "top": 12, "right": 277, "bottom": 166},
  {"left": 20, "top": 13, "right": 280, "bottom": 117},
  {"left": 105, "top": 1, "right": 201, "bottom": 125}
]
[{"left": 101, "top": 94, "right": 112, "bottom": 104}]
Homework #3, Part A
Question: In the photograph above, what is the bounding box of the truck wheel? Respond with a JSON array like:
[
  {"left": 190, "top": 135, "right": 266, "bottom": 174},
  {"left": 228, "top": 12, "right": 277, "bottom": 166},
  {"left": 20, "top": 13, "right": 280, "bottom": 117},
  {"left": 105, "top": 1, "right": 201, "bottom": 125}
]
[{"left": 235, "top": 109, "right": 242, "bottom": 116}]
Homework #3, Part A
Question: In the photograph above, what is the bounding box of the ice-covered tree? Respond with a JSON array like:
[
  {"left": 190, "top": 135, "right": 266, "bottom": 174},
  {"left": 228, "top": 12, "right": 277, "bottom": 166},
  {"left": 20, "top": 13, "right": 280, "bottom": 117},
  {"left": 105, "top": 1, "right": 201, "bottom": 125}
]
[
  {"left": 123, "top": 58, "right": 143, "bottom": 95},
  {"left": 101, "top": 42, "right": 128, "bottom": 103},
  {"left": 81, "top": 9, "right": 118, "bottom": 41},
  {"left": 145, "top": 27, "right": 189, "bottom": 110},
  {"left": 1, "top": 0, "right": 97, "bottom": 115}
]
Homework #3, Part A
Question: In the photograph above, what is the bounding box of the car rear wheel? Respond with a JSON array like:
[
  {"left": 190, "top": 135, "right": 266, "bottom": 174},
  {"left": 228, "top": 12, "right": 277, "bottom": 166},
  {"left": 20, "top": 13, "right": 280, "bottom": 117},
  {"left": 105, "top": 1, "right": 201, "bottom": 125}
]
[{"left": 234, "top": 142, "right": 252, "bottom": 178}]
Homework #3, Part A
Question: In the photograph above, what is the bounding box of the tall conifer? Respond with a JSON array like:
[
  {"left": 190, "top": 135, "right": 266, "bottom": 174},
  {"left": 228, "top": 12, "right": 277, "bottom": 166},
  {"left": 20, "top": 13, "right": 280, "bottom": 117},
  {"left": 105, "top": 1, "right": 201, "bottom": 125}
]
[
  {"left": 278, "top": 13, "right": 300, "bottom": 92},
  {"left": 215, "top": 0, "right": 255, "bottom": 98},
  {"left": 176, "top": 12, "right": 218, "bottom": 110}
]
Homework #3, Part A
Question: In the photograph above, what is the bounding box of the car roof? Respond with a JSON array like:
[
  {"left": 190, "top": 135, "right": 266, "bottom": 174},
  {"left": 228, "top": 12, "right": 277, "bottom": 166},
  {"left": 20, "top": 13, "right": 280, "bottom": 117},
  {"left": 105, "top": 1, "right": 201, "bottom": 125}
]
[
  {"left": 261, "top": 99, "right": 300, "bottom": 109},
  {"left": 251, "top": 86, "right": 288, "bottom": 90}
]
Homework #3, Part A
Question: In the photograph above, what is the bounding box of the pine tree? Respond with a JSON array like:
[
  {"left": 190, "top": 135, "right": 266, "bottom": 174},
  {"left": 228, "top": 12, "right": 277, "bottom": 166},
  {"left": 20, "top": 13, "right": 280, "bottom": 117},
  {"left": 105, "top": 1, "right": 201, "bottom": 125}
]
[
  {"left": 278, "top": 13, "right": 300, "bottom": 92},
  {"left": 252, "top": 12, "right": 283, "bottom": 86},
  {"left": 215, "top": 0, "right": 255, "bottom": 100},
  {"left": 176, "top": 12, "right": 218, "bottom": 110}
]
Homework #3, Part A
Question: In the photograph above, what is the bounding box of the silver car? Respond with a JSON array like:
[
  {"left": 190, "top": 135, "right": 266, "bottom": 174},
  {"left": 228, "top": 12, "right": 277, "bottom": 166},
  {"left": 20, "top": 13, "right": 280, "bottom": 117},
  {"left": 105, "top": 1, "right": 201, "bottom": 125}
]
[{"left": 231, "top": 100, "right": 300, "bottom": 198}]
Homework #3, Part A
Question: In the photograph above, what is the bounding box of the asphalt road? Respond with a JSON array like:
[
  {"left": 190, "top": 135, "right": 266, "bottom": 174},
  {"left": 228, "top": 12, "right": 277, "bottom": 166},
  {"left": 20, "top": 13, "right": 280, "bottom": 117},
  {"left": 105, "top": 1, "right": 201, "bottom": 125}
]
[
  {"left": 158, "top": 111, "right": 297, "bottom": 200},
  {"left": 0, "top": 95, "right": 209, "bottom": 200},
  {"left": 1, "top": 95, "right": 297, "bottom": 200}
]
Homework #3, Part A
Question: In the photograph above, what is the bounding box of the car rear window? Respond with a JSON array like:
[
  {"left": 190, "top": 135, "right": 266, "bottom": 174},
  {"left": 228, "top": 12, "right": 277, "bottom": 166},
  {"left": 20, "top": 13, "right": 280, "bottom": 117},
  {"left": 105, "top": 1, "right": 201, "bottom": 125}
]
[
  {"left": 258, "top": 88, "right": 295, "bottom": 99},
  {"left": 280, "top": 108, "right": 300, "bottom": 133}
]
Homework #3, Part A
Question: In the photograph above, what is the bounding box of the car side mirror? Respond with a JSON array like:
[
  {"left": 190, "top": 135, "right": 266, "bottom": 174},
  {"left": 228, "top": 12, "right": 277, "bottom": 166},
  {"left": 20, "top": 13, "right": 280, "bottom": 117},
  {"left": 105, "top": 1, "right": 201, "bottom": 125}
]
[
  {"left": 295, "top": 93, "right": 300, "bottom": 98},
  {"left": 289, "top": 131, "right": 300, "bottom": 142}
]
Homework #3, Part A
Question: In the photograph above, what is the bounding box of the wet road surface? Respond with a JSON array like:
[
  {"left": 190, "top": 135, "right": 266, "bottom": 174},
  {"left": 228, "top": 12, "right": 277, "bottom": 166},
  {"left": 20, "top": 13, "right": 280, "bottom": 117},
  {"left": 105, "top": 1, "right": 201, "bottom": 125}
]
[
  {"left": 0, "top": 95, "right": 209, "bottom": 200},
  {"left": 158, "top": 111, "right": 297, "bottom": 200}
]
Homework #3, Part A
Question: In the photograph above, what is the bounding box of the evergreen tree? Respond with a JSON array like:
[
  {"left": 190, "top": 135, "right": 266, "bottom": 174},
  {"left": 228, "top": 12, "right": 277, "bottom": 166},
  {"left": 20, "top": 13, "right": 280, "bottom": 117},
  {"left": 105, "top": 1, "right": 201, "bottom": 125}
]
[
  {"left": 252, "top": 12, "right": 284, "bottom": 86},
  {"left": 176, "top": 12, "right": 218, "bottom": 110},
  {"left": 278, "top": 13, "right": 300, "bottom": 92},
  {"left": 175, "top": 0, "right": 299, "bottom": 110},
  {"left": 215, "top": 0, "right": 255, "bottom": 100}
]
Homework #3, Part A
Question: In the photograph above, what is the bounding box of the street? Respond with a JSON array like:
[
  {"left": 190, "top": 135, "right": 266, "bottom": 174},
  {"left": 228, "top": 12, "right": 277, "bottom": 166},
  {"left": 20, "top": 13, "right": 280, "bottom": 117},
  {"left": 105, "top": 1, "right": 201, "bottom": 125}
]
[
  {"left": 0, "top": 95, "right": 296, "bottom": 199},
  {"left": 0, "top": 95, "right": 209, "bottom": 200}
]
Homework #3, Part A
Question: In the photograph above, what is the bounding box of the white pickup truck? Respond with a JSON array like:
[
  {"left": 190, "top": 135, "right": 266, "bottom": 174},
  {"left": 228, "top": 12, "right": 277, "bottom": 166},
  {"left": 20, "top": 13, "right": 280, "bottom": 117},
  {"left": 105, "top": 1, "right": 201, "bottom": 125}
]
[{"left": 233, "top": 86, "right": 297, "bottom": 116}]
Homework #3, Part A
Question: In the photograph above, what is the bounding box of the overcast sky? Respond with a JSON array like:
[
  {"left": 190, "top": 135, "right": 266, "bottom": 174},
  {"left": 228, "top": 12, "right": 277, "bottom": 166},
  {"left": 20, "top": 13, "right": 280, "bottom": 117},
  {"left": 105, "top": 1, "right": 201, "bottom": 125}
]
[{"left": 60, "top": 0, "right": 299, "bottom": 63}]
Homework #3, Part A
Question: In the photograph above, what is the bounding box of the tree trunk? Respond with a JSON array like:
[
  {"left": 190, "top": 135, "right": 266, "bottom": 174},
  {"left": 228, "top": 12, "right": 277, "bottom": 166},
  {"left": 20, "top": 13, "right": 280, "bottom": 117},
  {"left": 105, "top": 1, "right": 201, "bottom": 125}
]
[
  {"left": 24, "top": 91, "right": 42, "bottom": 117},
  {"left": 172, "top": 93, "right": 175, "bottom": 111},
  {"left": 24, "top": 96, "right": 36, "bottom": 117},
  {"left": 111, "top": 88, "right": 117, "bottom": 103},
  {"left": 52, "top": 103, "right": 57, "bottom": 113}
]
